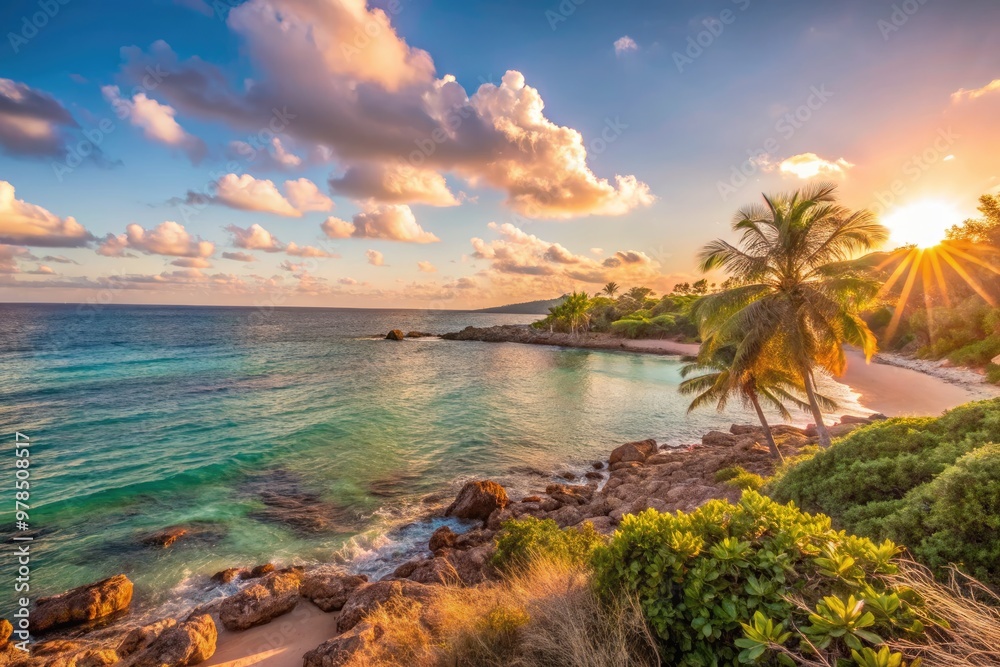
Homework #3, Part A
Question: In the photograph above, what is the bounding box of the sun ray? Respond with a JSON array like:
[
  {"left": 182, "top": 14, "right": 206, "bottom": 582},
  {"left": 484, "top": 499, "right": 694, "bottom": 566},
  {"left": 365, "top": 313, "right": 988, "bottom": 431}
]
[
  {"left": 877, "top": 248, "right": 917, "bottom": 298},
  {"left": 927, "top": 249, "right": 951, "bottom": 309},
  {"left": 886, "top": 249, "right": 924, "bottom": 341},
  {"left": 937, "top": 247, "right": 997, "bottom": 307}
]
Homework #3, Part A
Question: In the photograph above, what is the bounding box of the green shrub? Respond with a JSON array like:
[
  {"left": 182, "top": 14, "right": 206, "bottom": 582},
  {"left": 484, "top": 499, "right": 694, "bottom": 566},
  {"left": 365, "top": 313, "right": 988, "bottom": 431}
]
[
  {"left": 947, "top": 334, "right": 1000, "bottom": 367},
  {"left": 715, "top": 465, "right": 764, "bottom": 490},
  {"left": 986, "top": 363, "right": 1000, "bottom": 385},
  {"left": 714, "top": 466, "right": 743, "bottom": 482},
  {"left": 593, "top": 491, "right": 928, "bottom": 667},
  {"left": 492, "top": 517, "right": 604, "bottom": 571},
  {"left": 767, "top": 399, "right": 1000, "bottom": 586}
]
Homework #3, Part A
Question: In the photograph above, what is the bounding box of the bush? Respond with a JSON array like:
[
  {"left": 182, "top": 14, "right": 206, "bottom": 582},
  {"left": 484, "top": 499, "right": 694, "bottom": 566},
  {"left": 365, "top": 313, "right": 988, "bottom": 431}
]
[
  {"left": 593, "top": 492, "right": 929, "bottom": 667},
  {"left": 768, "top": 399, "right": 1000, "bottom": 586},
  {"left": 715, "top": 465, "right": 764, "bottom": 490},
  {"left": 492, "top": 517, "right": 604, "bottom": 571}
]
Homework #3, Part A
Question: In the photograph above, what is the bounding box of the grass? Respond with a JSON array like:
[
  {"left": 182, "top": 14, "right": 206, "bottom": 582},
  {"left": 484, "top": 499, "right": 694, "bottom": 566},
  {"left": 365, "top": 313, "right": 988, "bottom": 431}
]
[{"left": 339, "top": 555, "right": 659, "bottom": 666}]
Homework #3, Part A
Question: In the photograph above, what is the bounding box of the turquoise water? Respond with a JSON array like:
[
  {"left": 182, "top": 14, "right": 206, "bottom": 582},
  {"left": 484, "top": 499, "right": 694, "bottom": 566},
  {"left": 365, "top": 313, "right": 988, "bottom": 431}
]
[{"left": 0, "top": 304, "right": 864, "bottom": 618}]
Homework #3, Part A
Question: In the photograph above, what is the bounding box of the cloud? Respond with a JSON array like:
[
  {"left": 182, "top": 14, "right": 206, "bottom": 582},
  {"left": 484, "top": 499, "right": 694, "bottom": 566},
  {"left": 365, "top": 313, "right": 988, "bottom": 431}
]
[
  {"left": 328, "top": 162, "right": 458, "bottom": 206},
  {"left": 226, "top": 136, "right": 302, "bottom": 170},
  {"left": 366, "top": 249, "right": 385, "bottom": 266},
  {"left": 98, "top": 220, "right": 214, "bottom": 258},
  {"left": 41, "top": 254, "right": 77, "bottom": 264},
  {"left": 285, "top": 241, "right": 338, "bottom": 258},
  {"left": 951, "top": 78, "right": 1000, "bottom": 103},
  {"left": 222, "top": 251, "right": 256, "bottom": 262},
  {"left": 777, "top": 153, "right": 854, "bottom": 179},
  {"left": 174, "top": 0, "right": 214, "bottom": 16},
  {"left": 471, "top": 222, "right": 658, "bottom": 287},
  {"left": 614, "top": 36, "right": 638, "bottom": 55},
  {"left": 590, "top": 247, "right": 604, "bottom": 255},
  {"left": 322, "top": 203, "right": 439, "bottom": 243},
  {"left": 0, "top": 79, "right": 79, "bottom": 159},
  {"left": 226, "top": 223, "right": 283, "bottom": 252},
  {"left": 101, "top": 85, "right": 206, "bottom": 163},
  {"left": 0, "top": 181, "right": 94, "bottom": 247},
  {"left": 279, "top": 259, "right": 305, "bottom": 272},
  {"left": 171, "top": 257, "right": 212, "bottom": 268},
  {"left": 284, "top": 178, "right": 334, "bottom": 212},
  {"left": 114, "top": 1, "right": 653, "bottom": 220},
  {"left": 27, "top": 265, "right": 55, "bottom": 275},
  {"left": 205, "top": 174, "right": 301, "bottom": 216},
  {"left": 417, "top": 260, "right": 436, "bottom": 273},
  {"left": 338, "top": 277, "right": 358, "bottom": 285},
  {"left": 0, "top": 244, "right": 34, "bottom": 273}
]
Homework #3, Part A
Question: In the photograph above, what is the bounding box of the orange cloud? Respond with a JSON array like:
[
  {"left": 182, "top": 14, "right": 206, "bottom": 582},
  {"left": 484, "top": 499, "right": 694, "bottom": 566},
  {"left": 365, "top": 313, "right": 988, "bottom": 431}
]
[
  {"left": 322, "top": 203, "right": 439, "bottom": 243},
  {"left": 778, "top": 153, "right": 854, "bottom": 179},
  {"left": 98, "top": 220, "right": 214, "bottom": 258},
  {"left": 951, "top": 78, "right": 1000, "bottom": 103},
  {"left": 0, "top": 181, "right": 93, "bottom": 247}
]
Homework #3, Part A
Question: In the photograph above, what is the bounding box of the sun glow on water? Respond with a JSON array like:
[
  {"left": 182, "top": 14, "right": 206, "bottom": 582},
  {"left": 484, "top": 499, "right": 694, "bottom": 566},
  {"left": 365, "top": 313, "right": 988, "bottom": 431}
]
[{"left": 882, "top": 200, "right": 964, "bottom": 249}]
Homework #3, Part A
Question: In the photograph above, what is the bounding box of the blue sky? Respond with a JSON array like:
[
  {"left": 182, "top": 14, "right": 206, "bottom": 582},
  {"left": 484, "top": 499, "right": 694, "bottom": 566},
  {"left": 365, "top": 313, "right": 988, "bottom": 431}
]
[{"left": 1, "top": 0, "right": 999, "bottom": 306}]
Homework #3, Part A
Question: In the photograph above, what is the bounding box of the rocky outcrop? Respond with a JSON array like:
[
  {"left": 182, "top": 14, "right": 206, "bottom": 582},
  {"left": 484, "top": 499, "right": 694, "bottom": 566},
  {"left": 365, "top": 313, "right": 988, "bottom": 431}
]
[
  {"left": 119, "top": 615, "right": 217, "bottom": 667},
  {"left": 405, "top": 331, "right": 434, "bottom": 338},
  {"left": 301, "top": 570, "right": 369, "bottom": 612},
  {"left": 303, "top": 621, "right": 385, "bottom": 667},
  {"left": 337, "top": 581, "right": 436, "bottom": 633},
  {"left": 32, "top": 575, "right": 134, "bottom": 633},
  {"left": 445, "top": 480, "right": 509, "bottom": 523},
  {"left": 218, "top": 569, "right": 302, "bottom": 631},
  {"left": 608, "top": 439, "right": 657, "bottom": 465},
  {"left": 701, "top": 431, "right": 737, "bottom": 446},
  {"left": 385, "top": 330, "right": 405, "bottom": 341},
  {"left": 428, "top": 526, "right": 457, "bottom": 552},
  {"left": 141, "top": 526, "right": 188, "bottom": 548}
]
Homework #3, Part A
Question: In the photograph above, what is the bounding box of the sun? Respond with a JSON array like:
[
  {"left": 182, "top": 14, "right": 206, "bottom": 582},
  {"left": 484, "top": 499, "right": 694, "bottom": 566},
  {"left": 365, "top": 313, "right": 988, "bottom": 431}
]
[{"left": 882, "top": 200, "right": 964, "bottom": 249}]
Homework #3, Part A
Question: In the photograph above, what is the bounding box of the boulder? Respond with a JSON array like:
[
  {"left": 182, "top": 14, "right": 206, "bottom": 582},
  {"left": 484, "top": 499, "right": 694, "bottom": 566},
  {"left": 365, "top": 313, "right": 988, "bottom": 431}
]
[
  {"left": 608, "top": 439, "right": 657, "bottom": 465},
  {"left": 591, "top": 461, "right": 605, "bottom": 470},
  {"left": 644, "top": 453, "right": 674, "bottom": 465},
  {"left": 445, "top": 481, "right": 509, "bottom": 523},
  {"left": 405, "top": 331, "right": 433, "bottom": 338},
  {"left": 428, "top": 526, "right": 457, "bottom": 552},
  {"left": 303, "top": 621, "right": 384, "bottom": 667},
  {"left": 701, "top": 431, "right": 737, "bottom": 446},
  {"left": 729, "top": 424, "right": 761, "bottom": 435},
  {"left": 32, "top": 574, "right": 133, "bottom": 633},
  {"left": 217, "top": 569, "right": 302, "bottom": 631},
  {"left": 584, "top": 471, "right": 603, "bottom": 480},
  {"left": 545, "top": 483, "right": 593, "bottom": 506},
  {"left": 385, "top": 330, "right": 405, "bottom": 341},
  {"left": 242, "top": 563, "right": 275, "bottom": 579},
  {"left": 839, "top": 414, "right": 871, "bottom": 425},
  {"left": 121, "top": 615, "right": 217, "bottom": 667},
  {"left": 141, "top": 526, "right": 188, "bottom": 548},
  {"left": 521, "top": 495, "right": 542, "bottom": 503},
  {"left": 337, "top": 581, "right": 436, "bottom": 633},
  {"left": 301, "top": 571, "right": 369, "bottom": 613},
  {"left": 210, "top": 568, "right": 244, "bottom": 585}
]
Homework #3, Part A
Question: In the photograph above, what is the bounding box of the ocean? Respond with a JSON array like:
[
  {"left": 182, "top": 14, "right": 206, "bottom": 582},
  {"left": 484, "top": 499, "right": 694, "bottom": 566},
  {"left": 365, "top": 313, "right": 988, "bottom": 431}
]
[{"left": 0, "top": 303, "right": 864, "bottom": 619}]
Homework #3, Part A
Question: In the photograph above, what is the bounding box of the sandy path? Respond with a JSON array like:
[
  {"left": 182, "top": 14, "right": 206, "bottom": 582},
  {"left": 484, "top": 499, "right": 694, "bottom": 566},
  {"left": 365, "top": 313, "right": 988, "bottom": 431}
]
[{"left": 204, "top": 601, "right": 338, "bottom": 667}]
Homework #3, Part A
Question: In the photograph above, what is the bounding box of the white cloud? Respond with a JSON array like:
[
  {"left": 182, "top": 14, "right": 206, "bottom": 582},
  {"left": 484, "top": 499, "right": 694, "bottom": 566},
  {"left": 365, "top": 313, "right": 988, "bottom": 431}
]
[
  {"left": 328, "top": 162, "right": 458, "bottom": 206},
  {"left": 322, "top": 203, "right": 439, "bottom": 243},
  {"left": 98, "top": 220, "right": 214, "bottom": 258},
  {"left": 285, "top": 241, "right": 338, "bottom": 258},
  {"left": 0, "top": 181, "right": 93, "bottom": 247},
  {"left": 222, "top": 251, "right": 256, "bottom": 262},
  {"left": 366, "top": 249, "right": 385, "bottom": 266},
  {"left": 226, "top": 223, "right": 283, "bottom": 252},
  {"left": 284, "top": 178, "right": 334, "bottom": 212},
  {"left": 417, "top": 261, "right": 436, "bottom": 273},
  {"left": 101, "top": 85, "right": 206, "bottom": 163},
  {"left": 210, "top": 174, "right": 301, "bottom": 216},
  {"left": 614, "top": 36, "right": 638, "bottom": 56},
  {"left": 777, "top": 153, "right": 854, "bottom": 179},
  {"left": 951, "top": 78, "right": 1000, "bottom": 103}
]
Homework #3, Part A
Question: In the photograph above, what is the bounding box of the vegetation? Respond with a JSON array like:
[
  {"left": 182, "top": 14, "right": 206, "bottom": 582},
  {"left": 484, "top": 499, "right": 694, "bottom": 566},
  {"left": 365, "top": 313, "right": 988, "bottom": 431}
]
[
  {"left": 491, "top": 516, "right": 603, "bottom": 572},
  {"left": 767, "top": 399, "right": 1000, "bottom": 587},
  {"left": 693, "top": 183, "right": 887, "bottom": 448}
]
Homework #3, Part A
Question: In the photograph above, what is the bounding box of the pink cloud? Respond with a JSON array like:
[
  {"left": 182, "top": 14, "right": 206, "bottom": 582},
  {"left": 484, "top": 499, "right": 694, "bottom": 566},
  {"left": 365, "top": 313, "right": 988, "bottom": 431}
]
[
  {"left": 0, "top": 181, "right": 93, "bottom": 247},
  {"left": 322, "top": 203, "right": 439, "bottom": 243}
]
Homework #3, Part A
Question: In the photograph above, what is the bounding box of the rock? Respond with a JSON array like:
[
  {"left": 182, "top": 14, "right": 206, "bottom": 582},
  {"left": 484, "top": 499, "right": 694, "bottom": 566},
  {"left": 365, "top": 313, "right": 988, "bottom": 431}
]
[
  {"left": 385, "top": 330, "right": 405, "bottom": 341},
  {"left": 445, "top": 481, "right": 509, "bottom": 523},
  {"left": 428, "top": 526, "right": 457, "bottom": 552},
  {"left": 558, "top": 471, "right": 577, "bottom": 481},
  {"left": 117, "top": 618, "right": 177, "bottom": 657},
  {"left": 771, "top": 424, "right": 811, "bottom": 437},
  {"left": 609, "top": 461, "right": 642, "bottom": 472},
  {"left": 584, "top": 471, "right": 603, "bottom": 480},
  {"left": 644, "top": 453, "right": 674, "bottom": 465},
  {"left": 303, "top": 621, "right": 385, "bottom": 667},
  {"left": 141, "top": 526, "right": 188, "bottom": 549},
  {"left": 242, "top": 563, "right": 275, "bottom": 580},
  {"left": 545, "top": 483, "right": 593, "bottom": 506},
  {"left": 701, "top": 431, "right": 737, "bottom": 446},
  {"left": 35, "top": 642, "right": 119, "bottom": 667},
  {"left": 578, "top": 516, "right": 616, "bottom": 534},
  {"left": 122, "top": 615, "right": 217, "bottom": 667},
  {"left": 210, "top": 568, "right": 244, "bottom": 584},
  {"left": 839, "top": 414, "right": 871, "bottom": 425},
  {"left": 591, "top": 461, "right": 604, "bottom": 470},
  {"left": 337, "top": 581, "right": 436, "bottom": 633},
  {"left": 828, "top": 423, "right": 861, "bottom": 438},
  {"left": 521, "top": 495, "right": 542, "bottom": 503},
  {"left": 730, "top": 424, "right": 761, "bottom": 435},
  {"left": 869, "top": 413, "right": 888, "bottom": 421},
  {"left": 218, "top": 570, "right": 302, "bottom": 631},
  {"left": 0, "top": 619, "right": 10, "bottom": 645},
  {"left": 608, "top": 439, "right": 657, "bottom": 465},
  {"left": 405, "top": 331, "right": 433, "bottom": 338},
  {"left": 301, "top": 570, "right": 369, "bottom": 613},
  {"left": 32, "top": 574, "right": 134, "bottom": 633}
]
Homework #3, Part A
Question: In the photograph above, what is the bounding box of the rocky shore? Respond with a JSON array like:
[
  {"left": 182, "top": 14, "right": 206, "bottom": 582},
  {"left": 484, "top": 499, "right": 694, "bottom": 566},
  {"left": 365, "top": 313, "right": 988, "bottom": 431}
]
[
  {"left": 2, "top": 414, "right": 886, "bottom": 667},
  {"left": 441, "top": 324, "right": 697, "bottom": 355}
]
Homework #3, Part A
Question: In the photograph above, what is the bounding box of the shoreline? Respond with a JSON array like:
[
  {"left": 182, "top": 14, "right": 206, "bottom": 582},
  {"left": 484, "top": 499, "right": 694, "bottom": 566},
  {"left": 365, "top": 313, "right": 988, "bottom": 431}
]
[{"left": 441, "top": 325, "right": 1000, "bottom": 418}]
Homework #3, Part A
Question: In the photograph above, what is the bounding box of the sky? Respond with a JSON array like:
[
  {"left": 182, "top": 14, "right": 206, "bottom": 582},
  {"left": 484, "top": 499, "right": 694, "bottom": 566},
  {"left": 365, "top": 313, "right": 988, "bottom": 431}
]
[{"left": 1, "top": 0, "right": 999, "bottom": 308}]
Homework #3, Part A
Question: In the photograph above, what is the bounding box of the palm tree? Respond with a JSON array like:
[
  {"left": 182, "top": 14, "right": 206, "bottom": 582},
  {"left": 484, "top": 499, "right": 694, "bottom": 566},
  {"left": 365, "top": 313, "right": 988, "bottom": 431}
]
[
  {"left": 560, "top": 291, "right": 592, "bottom": 335},
  {"left": 693, "top": 184, "right": 887, "bottom": 448},
  {"left": 680, "top": 344, "right": 837, "bottom": 460},
  {"left": 602, "top": 281, "right": 620, "bottom": 298}
]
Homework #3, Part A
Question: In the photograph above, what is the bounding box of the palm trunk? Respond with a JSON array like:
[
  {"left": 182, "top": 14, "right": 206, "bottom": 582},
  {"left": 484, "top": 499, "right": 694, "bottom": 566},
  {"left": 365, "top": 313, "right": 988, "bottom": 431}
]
[
  {"left": 802, "top": 368, "right": 832, "bottom": 448},
  {"left": 748, "top": 391, "right": 783, "bottom": 461}
]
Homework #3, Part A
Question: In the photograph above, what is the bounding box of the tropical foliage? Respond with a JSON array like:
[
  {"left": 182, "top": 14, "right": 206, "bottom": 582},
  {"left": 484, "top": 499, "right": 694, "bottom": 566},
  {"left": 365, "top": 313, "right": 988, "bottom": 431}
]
[
  {"left": 767, "top": 398, "right": 1000, "bottom": 587},
  {"left": 692, "top": 184, "right": 887, "bottom": 447}
]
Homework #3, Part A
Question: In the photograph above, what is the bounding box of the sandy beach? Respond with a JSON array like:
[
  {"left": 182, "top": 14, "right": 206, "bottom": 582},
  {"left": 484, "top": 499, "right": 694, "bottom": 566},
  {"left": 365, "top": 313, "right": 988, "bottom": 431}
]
[{"left": 204, "top": 601, "right": 338, "bottom": 667}]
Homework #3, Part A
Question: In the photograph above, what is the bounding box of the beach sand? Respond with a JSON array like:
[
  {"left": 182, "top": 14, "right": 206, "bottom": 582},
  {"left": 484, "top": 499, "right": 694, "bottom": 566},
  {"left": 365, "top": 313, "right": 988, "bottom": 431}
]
[{"left": 204, "top": 601, "right": 337, "bottom": 667}]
